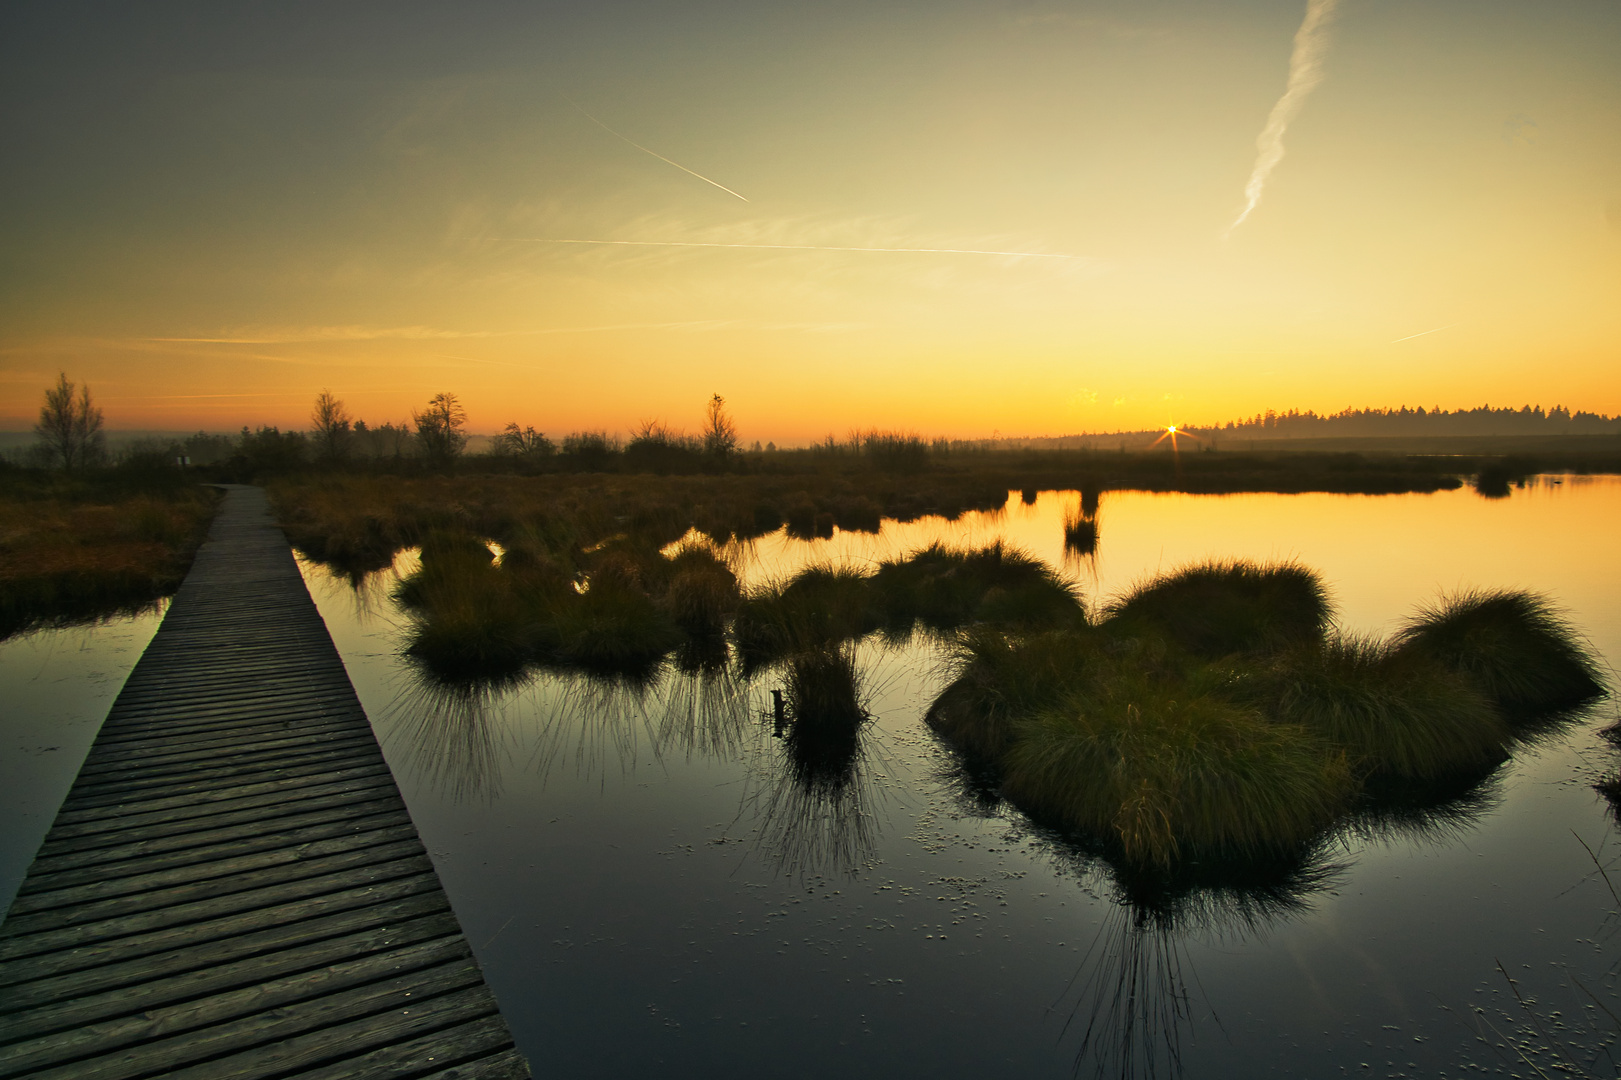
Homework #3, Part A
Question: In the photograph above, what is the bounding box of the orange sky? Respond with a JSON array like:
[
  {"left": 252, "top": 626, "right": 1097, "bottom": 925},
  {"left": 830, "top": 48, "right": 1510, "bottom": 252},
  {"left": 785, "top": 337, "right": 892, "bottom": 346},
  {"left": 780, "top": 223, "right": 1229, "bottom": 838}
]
[{"left": 2, "top": 2, "right": 1618, "bottom": 441}]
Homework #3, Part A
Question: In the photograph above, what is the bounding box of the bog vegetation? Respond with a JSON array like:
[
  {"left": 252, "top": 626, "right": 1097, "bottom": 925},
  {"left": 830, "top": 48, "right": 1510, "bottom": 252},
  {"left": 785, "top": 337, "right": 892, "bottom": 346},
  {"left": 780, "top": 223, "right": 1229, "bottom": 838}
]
[
  {"left": 278, "top": 444, "right": 1606, "bottom": 872},
  {"left": 5, "top": 382, "right": 1612, "bottom": 860}
]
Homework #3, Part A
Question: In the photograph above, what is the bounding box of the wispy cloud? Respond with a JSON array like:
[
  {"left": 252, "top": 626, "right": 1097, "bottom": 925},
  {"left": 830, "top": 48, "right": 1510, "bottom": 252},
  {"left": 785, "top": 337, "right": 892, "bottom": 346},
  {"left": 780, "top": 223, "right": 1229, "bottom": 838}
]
[
  {"left": 567, "top": 98, "right": 749, "bottom": 202},
  {"left": 1389, "top": 323, "right": 1456, "bottom": 344},
  {"left": 1227, "top": 0, "right": 1342, "bottom": 235},
  {"left": 149, "top": 325, "right": 495, "bottom": 344},
  {"left": 503, "top": 238, "right": 1092, "bottom": 261}
]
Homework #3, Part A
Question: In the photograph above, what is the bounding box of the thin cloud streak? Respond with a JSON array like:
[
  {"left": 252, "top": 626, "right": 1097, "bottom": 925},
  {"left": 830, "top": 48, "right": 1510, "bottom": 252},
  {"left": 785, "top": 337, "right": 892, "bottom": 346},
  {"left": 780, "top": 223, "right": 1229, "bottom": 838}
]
[
  {"left": 1227, "top": 0, "right": 1342, "bottom": 235},
  {"left": 1389, "top": 323, "right": 1457, "bottom": 344},
  {"left": 507, "top": 238, "right": 1091, "bottom": 261},
  {"left": 567, "top": 98, "right": 749, "bottom": 202}
]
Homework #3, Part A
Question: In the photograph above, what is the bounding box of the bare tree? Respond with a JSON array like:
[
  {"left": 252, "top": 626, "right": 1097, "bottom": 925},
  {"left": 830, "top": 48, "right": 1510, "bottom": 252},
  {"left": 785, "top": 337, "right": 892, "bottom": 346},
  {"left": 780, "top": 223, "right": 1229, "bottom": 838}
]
[
  {"left": 494, "top": 422, "right": 554, "bottom": 459},
  {"left": 310, "top": 389, "right": 352, "bottom": 464},
  {"left": 703, "top": 393, "right": 738, "bottom": 460},
  {"left": 413, "top": 392, "right": 468, "bottom": 464},
  {"left": 35, "top": 372, "right": 105, "bottom": 472}
]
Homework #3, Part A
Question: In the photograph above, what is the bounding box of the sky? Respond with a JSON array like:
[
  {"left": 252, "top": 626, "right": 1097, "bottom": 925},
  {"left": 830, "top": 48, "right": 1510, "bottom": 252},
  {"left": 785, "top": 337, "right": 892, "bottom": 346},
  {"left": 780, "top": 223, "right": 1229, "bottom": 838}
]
[{"left": 1, "top": 0, "right": 1618, "bottom": 441}]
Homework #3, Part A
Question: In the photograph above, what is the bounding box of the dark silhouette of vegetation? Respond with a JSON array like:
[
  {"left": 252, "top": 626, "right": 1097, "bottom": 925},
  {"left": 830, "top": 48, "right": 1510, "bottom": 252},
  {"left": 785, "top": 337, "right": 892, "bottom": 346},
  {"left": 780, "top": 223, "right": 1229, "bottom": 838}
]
[
  {"left": 1204, "top": 403, "right": 1621, "bottom": 440},
  {"left": 34, "top": 372, "right": 105, "bottom": 472},
  {"left": 703, "top": 393, "right": 738, "bottom": 462},
  {"left": 413, "top": 392, "right": 467, "bottom": 464},
  {"left": 310, "top": 390, "right": 352, "bottom": 464}
]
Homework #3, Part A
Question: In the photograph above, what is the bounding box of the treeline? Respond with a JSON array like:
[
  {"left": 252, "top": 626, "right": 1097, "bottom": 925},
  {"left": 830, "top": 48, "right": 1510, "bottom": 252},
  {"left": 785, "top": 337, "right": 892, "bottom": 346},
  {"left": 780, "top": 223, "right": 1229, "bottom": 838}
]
[{"left": 1193, "top": 405, "right": 1621, "bottom": 440}]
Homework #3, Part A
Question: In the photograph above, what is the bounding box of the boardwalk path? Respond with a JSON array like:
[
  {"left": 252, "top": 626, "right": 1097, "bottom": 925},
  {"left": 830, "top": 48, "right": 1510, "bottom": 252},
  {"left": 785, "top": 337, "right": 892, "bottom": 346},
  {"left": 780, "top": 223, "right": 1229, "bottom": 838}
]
[{"left": 0, "top": 486, "right": 529, "bottom": 1079}]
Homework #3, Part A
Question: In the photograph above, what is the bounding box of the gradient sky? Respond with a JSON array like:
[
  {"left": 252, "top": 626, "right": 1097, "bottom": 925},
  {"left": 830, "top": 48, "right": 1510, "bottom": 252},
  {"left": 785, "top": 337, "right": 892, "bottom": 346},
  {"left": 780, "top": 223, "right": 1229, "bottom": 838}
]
[{"left": 2, "top": 1, "right": 1618, "bottom": 441}]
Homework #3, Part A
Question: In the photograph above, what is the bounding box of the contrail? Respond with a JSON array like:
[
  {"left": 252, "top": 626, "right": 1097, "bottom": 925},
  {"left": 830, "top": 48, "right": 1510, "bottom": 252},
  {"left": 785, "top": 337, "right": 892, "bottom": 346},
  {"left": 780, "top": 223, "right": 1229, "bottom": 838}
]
[
  {"left": 1389, "top": 323, "right": 1456, "bottom": 344},
  {"left": 566, "top": 98, "right": 749, "bottom": 202},
  {"left": 1227, "top": 0, "right": 1342, "bottom": 235},
  {"left": 504, "top": 238, "right": 1087, "bottom": 260}
]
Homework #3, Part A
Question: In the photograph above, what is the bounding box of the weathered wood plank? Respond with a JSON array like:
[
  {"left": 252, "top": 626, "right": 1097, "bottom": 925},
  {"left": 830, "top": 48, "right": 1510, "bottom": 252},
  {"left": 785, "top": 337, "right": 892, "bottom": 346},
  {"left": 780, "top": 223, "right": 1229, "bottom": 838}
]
[
  {"left": 0, "top": 873, "right": 446, "bottom": 982},
  {"left": 0, "top": 486, "right": 526, "bottom": 1077}
]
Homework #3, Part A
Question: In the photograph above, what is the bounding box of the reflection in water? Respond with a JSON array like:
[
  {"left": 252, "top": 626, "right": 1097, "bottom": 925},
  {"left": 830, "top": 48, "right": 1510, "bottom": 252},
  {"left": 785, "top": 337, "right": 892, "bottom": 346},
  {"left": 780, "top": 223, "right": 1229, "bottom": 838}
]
[
  {"left": 931, "top": 750, "right": 1507, "bottom": 1080},
  {"left": 741, "top": 648, "right": 889, "bottom": 877},
  {"left": 659, "top": 644, "right": 755, "bottom": 760},
  {"left": 1052, "top": 850, "right": 1346, "bottom": 1080},
  {"left": 385, "top": 660, "right": 522, "bottom": 802},
  {"left": 534, "top": 666, "right": 668, "bottom": 781}
]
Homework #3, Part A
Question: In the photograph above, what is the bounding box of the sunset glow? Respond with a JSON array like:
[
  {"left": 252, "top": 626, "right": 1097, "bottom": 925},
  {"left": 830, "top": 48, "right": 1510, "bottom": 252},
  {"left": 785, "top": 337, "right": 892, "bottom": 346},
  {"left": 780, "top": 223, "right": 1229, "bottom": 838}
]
[{"left": 2, "top": 2, "right": 1617, "bottom": 439}]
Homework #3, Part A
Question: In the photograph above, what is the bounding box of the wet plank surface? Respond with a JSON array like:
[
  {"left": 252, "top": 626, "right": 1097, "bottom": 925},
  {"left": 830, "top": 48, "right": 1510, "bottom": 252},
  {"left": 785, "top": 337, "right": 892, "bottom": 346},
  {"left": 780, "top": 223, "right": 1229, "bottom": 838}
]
[{"left": 0, "top": 486, "right": 529, "bottom": 1080}]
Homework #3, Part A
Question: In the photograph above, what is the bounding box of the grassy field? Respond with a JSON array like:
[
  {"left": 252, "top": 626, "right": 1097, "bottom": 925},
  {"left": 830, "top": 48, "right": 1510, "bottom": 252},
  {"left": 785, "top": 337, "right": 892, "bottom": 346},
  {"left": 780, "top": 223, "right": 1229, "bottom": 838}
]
[{"left": 0, "top": 471, "right": 219, "bottom": 639}]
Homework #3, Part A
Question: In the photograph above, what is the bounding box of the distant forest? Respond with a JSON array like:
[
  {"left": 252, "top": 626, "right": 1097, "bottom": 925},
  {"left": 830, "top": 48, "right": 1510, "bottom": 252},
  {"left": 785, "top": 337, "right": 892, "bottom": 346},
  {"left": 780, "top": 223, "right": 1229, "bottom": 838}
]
[{"left": 1190, "top": 404, "right": 1621, "bottom": 439}]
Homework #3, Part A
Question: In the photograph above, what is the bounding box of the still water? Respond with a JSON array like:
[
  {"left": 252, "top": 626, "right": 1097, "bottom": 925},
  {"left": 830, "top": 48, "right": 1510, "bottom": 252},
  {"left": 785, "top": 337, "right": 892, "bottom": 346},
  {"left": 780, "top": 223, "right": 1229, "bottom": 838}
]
[
  {"left": 306, "top": 478, "right": 1621, "bottom": 1079},
  {"left": 5, "top": 480, "right": 1618, "bottom": 1078}
]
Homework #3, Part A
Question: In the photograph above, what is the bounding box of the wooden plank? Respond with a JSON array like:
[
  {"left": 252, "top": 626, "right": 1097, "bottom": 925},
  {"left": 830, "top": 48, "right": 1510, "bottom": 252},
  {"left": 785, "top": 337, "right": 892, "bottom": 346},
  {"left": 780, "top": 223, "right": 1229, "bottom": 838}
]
[
  {"left": 12, "top": 823, "right": 423, "bottom": 911},
  {"left": 4, "top": 839, "right": 430, "bottom": 928},
  {"left": 0, "top": 867, "right": 444, "bottom": 966},
  {"left": 0, "top": 901, "right": 463, "bottom": 1018},
  {"left": 19, "top": 809, "right": 412, "bottom": 892},
  {"left": 0, "top": 874, "right": 446, "bottom": 982},
  {"left": 1, "top": 956, "right": 486, "bottom": 1080},
  {"left": 24, "top": 796, "right": 409, "bottom": 874},
  {"left": 0, "top": 485, "right": 526, "bottom": 1078},
  {"left": 0, "top": 913, "right": 468, "bottom": 1038},
  {"left": 41, "top": 767, "right": 398, "bottom": 838},
  {"left": 156, "top": 987, "right": 509, "bottom": 1080}
]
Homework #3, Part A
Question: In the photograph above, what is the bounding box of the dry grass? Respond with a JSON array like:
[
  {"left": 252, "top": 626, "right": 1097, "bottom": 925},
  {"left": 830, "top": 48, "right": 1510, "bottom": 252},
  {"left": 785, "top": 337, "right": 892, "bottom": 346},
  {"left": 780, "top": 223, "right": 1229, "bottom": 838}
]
[{"left": 0, "top": 484, "right": 219, "bottom": 638}]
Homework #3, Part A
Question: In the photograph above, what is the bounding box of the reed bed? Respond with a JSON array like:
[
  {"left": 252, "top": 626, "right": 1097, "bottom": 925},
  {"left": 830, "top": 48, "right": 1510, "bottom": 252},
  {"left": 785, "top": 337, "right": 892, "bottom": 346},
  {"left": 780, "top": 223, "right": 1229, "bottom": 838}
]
[{"left": 0, "top": 483, "right": 219, "bottom": 638}]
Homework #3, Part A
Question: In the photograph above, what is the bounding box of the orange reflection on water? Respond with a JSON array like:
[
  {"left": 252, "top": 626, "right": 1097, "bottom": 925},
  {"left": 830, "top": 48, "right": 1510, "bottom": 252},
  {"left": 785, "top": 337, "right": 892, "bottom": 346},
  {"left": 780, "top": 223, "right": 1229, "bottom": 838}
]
[{"left": 705, "top": 475, "right": 1621, "bottom": 645}]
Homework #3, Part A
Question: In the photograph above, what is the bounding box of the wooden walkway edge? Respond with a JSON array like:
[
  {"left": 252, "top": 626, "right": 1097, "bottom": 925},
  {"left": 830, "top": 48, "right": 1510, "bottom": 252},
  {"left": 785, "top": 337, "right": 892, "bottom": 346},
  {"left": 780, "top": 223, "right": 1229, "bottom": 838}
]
[{"left": 0, "top": 486, "right": 531, "bottom": 1080}]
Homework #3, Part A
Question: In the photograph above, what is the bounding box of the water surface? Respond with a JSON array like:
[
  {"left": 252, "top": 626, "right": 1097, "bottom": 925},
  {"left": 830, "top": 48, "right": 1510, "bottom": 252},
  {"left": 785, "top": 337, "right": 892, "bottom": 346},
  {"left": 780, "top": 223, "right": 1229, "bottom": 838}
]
[{"left": 300, "top": 478, "right": 1621, "bottom": 1078}]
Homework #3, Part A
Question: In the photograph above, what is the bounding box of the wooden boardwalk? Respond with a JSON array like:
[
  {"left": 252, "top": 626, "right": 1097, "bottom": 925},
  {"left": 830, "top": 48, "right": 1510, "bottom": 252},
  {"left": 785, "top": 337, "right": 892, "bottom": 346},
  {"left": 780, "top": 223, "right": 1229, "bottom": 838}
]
[{"left": 0, "top": 486, "right": 530, "bottom": 1079}]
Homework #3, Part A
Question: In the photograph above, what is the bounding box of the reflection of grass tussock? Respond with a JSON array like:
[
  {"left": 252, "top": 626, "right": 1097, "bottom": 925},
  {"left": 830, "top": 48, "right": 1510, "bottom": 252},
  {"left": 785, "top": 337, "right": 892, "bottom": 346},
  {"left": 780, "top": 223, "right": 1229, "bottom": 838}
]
[
  {"left": 1105, "top": 559, "right": 1333, "bottom": 659},
  {"left": 1395, "top": 588, "right": 1607, "bottom": 718},
  {"left": 746, "top": 645, "right": 883, "bottom": 877},
  {"left": 1062, "top": 509, "right": 1098, "bottom": 556}
]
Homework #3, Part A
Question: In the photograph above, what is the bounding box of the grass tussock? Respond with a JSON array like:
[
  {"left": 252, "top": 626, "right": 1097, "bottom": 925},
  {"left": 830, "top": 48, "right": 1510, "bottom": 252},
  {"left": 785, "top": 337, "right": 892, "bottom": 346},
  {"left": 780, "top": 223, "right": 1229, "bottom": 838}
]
[
  {"left": 872, "top": 540, "right": 1085, "bottom": 633},
  {"left": 1000, "top": 659, "right": 1355, "bottom": 866},
  {"left": 1260, "top": 635, "right": 1510, "bottom": 780},
  {"left": 1394, "top": 589, "right": 1607, "bottom": 718},
  {"left": 928, "top": 563, "right": 1602, "bottom": 870},
  {"left": 1104, "top": 559, "right": 1332, "bottom": 659},
  {"left": 733, "top": 565, "right": 876, "bottom": 662}
]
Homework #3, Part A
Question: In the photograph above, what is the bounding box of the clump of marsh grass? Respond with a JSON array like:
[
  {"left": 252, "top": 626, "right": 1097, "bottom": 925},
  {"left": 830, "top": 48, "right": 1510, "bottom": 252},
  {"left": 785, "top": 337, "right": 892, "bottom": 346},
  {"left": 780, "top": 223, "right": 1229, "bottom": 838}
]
[
  {"left": 1001, "top": 660, "right": 1355, "bottom": 867},
  {"left": 1103, "top": 559, "right": 1332, "bottom": 659},
  {"left": 927, "top": 627, "right": 1103, "bottom": 759},
  {"left": 1394, "top": 589, "right": 1607, "bottom": 719},
  {"left": 1260, "top": 634, "right": 1511, "bottom": 780},
  {"left": 871, "top": 540, "right": 1085, "bottom": 634},
  {"left": 786, "top": 646, "right": 869, "bottom": 732},
  {"left": 549, "top": 573, "right": 682, "bottom": 674},
  {"left": 658, "top": 542, "right": 740, "bottom": 637},
  {"left": 733, "top": 564, "right": 876, "bottom": 663}
]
